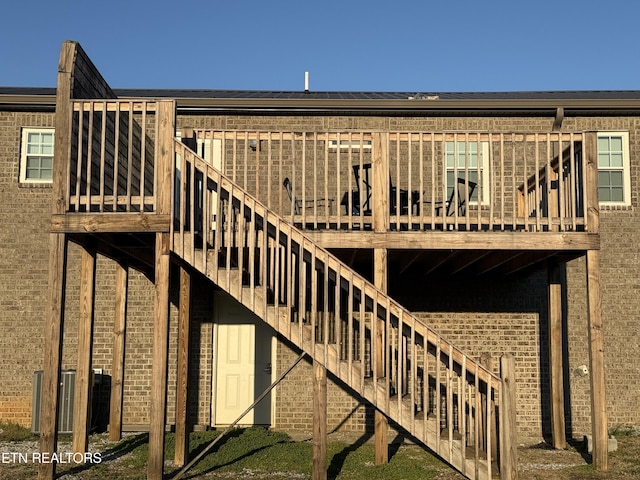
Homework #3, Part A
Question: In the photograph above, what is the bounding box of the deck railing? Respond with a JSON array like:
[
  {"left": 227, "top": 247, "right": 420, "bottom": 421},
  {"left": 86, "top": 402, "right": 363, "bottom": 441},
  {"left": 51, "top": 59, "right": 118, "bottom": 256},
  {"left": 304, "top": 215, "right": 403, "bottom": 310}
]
[
  {"left": 189, "top": 129, "right": 592, "bottom": 233},
  {"left": 172, "top": 139, "right": 515, "bottom": 479},
  {"left": 67, "top": 100, "right": 157, "bottom": 213},
  {"left": 63, "top": 100, "right": 594, "bottom": 236}
]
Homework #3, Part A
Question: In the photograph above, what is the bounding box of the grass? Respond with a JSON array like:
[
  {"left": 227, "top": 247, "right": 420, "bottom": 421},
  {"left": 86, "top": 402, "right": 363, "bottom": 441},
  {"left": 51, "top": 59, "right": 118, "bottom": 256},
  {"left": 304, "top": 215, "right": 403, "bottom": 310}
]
[
  {"left": 3, "top": 426, "right": 640, "bottom": 479},
  {"left": 165, "top": 428, "right": 444, "bottom": 479},
  {"left": 0, "top": 427, "right": 447, "bottom": 480},
  {"left": 0, "top": 420, "right": 36, "bottom": 442}
]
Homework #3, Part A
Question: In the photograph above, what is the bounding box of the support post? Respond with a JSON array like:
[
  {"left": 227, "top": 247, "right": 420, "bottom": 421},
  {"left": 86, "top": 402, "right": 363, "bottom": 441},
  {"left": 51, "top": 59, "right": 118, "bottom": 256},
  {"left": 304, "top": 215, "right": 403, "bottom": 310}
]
[
  {"left": 586, "top": 249, "right": 608, "bottom": 471},
  {"left": 548, "top": 261, "right": 566, "bottom": 449},
  {"left": 109, "top": 261, "right": 128, "bottom": 441},
  {"left": 147, "top": 94, "right": 175, "bottom": 480},
  {"left": 372, "top": 134, "right": 389, "bottom": 465},
  {"left": 499, "top": 354, "right": 518, "bottom": 480},
  {"left": 38, "top": 234, "right": 68, "bottom": 480},
  {"left": 175, "top": 266, "right": 192, "bottom": 467},
  {"left": 39, "top": 41, "right": 74, "bottom": 480},
  {"left": 148, "top": 233, "right": 171, "bottom": 480},
  {"left": 72, "top": 245, "right": 97, "bottom": 455},
  {"left": 312, "top": 360, "right": 327, "bottom": 480},
  {"left": 374, "top": 248, "right": 388, "bottom": 465},
  {"left": 584, "top": 132, "right": 608, "bottom": 471}
]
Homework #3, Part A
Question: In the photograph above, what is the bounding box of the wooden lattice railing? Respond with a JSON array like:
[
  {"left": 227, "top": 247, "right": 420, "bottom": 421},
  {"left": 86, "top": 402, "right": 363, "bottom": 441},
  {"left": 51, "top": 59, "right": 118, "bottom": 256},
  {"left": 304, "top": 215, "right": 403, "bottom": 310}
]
[{"left": 172, "top": 139, "right": 516, "bottom": 480}]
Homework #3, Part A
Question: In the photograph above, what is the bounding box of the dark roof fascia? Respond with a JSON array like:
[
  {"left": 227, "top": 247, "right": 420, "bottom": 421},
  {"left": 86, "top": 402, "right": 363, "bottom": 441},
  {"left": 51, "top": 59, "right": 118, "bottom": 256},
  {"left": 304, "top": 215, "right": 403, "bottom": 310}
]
[
  {"left": 0, "top": 90, "right": 56, "bottom": 112},
  {"left": 165, "top": 97, "right": 640, "bottom": 116},
  {"left": 3, "top": 87, "right": 640, "bottom": 116}
]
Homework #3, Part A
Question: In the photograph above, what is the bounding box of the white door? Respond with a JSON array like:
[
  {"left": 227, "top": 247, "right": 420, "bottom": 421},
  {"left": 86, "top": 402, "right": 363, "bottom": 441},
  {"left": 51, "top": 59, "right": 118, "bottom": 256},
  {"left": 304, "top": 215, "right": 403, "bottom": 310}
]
[{"left": 214, "top": 292, "right": 273, "bottom": 426}]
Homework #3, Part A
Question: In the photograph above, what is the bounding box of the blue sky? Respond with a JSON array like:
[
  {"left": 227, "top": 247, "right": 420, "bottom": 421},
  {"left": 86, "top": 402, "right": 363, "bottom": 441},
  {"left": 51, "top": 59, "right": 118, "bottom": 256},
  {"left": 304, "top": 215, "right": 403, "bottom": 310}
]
[{"left": 1, "top": 0, "right": 638, "bottom": 92}]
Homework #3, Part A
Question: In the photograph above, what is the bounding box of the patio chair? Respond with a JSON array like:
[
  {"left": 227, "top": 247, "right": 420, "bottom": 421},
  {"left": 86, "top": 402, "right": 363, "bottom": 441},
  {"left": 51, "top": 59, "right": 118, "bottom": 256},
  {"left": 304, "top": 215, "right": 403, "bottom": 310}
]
[
  {"left": 436, "top": 177, "right": 477, "bottom": 216},
  {"left": 283, "top": 177, "right": 334, "bottom": 215},
  {"left": 283, "top": 177, "right": 301, "bottom": 214}
]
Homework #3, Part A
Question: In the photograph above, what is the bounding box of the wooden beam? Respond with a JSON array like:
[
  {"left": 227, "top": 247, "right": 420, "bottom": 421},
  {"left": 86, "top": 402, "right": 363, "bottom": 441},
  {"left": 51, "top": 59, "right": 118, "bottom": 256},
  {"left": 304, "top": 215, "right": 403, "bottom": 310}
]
[
  {"left": 51, "top": 213, "right": 171, "bottom": 233},
  {"left": 312, "top": 360, "right": 327, "bottom": 480},
  {"left": 72, "top": 245, "right": 97, "bottom": 455},
  {"left": 148, "top": 233, "right": 171, "bottom": 480},
  {"left": 586, "top": 249, "right": 608, "bottom": 471},
  {"left": 38, "top": 234, "right": 68, "bottom": 480},
  {"left": 499, "top": 354, "right": 518, "bottom": 480},
  {"left": 548, "top": 261, "right": 566, "bottom": 449},
  {"left": 447, "top": 251, "right": 491, "bottom": 276},
  {"left": 109, "top": 260, "right": 128, "bottom": 441},
  {"left": 501, "top": 251, "right": 558, "bottom": 276},
  {"left": 306, "top": 231, "right": 600, "bottom": 251},
  {"left": 174, "top": 266, "right": 192, "bottom": 467},
  {"left": 373, "top": 248, "right": 388, "bottom": 465},
  {"left": 473, "top": 251, "right": 522, "bottom": 276}
]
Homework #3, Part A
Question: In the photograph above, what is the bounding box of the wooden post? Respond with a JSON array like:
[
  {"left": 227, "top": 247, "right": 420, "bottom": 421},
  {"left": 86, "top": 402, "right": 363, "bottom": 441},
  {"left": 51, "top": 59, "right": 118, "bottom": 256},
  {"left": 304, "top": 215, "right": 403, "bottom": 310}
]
[
  {"left": 39, "top": 40, "right": 75, "bottom": 480},
  {"left": 372, "top": 134, "right": 389, "bottom": 465},
  {"left": 499, "top": 354, "right": 518, "bottom": 480},
  {"left": 312, "top": 360, "right": 327, "bottom": 480},
  {"left": 148, "top": 233, "right": 171, "bottom": 480},
  {"left": 548, "top": 261, "right": 566, "bottom": 449},
  {"left": 109, "top": 261, "right": 128, "bottom": 441},
  {"left": 374, "top": 248, "right": 388, "bottom": 465},
  {"left": 148, "top": 96, "right": 175, "bottom": 480},
  {"left": 175, "top": 266, "right": 192, "bottom": 467},
  {"left": 586, "top": 249, "right": 608, "bottom": 471},
  {"left": 372, "top": 133, "right": 389, "bottom": 233},
  {"left": 584, "top": 132, "right": 608, "bottom": 471},
  {"left": 584, "top": 132, "right": 600, "bottom": 235},
  {"left": 38, "top": 235, "right": 68, "bottom": 480},
  {"left": 72, "top": 246, "right": 97, "bottom": 455},
  {"left": 156, "top": 101, "right": 176, "bottom": 217}
]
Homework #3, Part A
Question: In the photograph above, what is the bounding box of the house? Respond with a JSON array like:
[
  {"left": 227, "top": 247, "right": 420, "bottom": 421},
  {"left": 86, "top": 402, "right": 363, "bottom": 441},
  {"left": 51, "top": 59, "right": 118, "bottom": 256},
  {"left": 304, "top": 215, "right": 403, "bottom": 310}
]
[{"left": 1, "top": 40, "right": 638, "bottom": 479}]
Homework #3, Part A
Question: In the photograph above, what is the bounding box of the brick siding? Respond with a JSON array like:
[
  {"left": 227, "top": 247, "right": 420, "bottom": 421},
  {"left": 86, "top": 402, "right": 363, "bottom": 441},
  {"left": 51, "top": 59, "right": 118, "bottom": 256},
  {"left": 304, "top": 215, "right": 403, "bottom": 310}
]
[{"left": 0, "top": 109, "right": 639, "bottom": 445}]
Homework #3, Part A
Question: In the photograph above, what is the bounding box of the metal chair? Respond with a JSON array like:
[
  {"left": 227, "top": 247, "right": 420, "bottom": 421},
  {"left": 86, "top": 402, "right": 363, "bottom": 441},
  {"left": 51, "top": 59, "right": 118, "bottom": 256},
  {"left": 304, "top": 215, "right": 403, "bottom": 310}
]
[
  {"left": 437, "top": 177, "right": 477, "bottom": 216},
  {"left": 283, "top": 177, "right": 301, "bottom": 214}
]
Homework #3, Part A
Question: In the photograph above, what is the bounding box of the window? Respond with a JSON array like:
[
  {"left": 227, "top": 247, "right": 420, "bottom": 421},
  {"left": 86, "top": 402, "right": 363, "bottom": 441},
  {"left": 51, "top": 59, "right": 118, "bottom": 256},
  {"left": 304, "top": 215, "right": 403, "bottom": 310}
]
[
  {"left": 597, "top": 132, "right": 630, "bottom": 205},
  {"left": 329, "top": 139, "right": 372, "bottom": 150},
  {"left": 20, "top": 128, "right": 54, "bottom": 183},
  {"left": 445, "top": 141, "right": 489, "bottom": 204}
]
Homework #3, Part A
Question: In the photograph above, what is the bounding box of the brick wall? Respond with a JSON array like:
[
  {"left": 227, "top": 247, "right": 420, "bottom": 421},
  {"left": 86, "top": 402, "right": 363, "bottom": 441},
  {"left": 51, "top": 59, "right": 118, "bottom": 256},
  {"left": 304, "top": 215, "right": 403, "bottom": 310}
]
[
  {"left": 274, "top": 340, "right": 375, "bottom": 434},
  {"left": 0, "top": 111, "right": 55, "bottom": 426},
  {"left": 2, "top": 108, "right": 640, "bottom": 444}
]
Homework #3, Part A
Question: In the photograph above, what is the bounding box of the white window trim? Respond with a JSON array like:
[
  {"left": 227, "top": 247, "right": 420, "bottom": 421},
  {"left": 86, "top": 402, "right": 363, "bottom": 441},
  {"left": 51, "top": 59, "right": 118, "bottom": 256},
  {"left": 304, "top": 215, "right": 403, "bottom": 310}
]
[
  {"left": 20, "top": 127, "right": 54, "bottom": 184},
  {"left": 597, "top": 131, "right": 631, "bottom": 206},
  {"left": 445, "top": 140, "right": 490, "bottom": 205},
  {"left": 329, "top": 139, "right": 372, "bottom": 150}
]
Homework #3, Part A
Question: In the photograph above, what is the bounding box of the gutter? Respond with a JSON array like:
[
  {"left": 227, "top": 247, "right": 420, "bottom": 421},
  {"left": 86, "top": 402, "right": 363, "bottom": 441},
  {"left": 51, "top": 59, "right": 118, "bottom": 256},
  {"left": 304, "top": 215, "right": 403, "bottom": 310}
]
[{"left": 3, "top": 92, "right": 640, "bottom": 116}]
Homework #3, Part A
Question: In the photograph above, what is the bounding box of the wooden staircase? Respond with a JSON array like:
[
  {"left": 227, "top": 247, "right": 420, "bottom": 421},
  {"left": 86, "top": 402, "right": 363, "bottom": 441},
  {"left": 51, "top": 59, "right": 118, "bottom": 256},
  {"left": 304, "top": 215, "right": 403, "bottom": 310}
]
[{"left": 172, "top": 140, "right": 512, "bottom": 480}]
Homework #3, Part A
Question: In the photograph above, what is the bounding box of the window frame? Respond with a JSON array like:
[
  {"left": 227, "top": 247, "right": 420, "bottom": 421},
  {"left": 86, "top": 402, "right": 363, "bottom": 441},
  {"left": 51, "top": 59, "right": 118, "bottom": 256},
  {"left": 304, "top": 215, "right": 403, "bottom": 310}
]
[
  {"left": 444, "top": 140, "right": 490, "bottom": 205},
  {"left": 597, "top": 131, "right": 631, "bottom": 206},
  {"left": 19, "top": 127, "right": 55, "bottom": 184}
]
